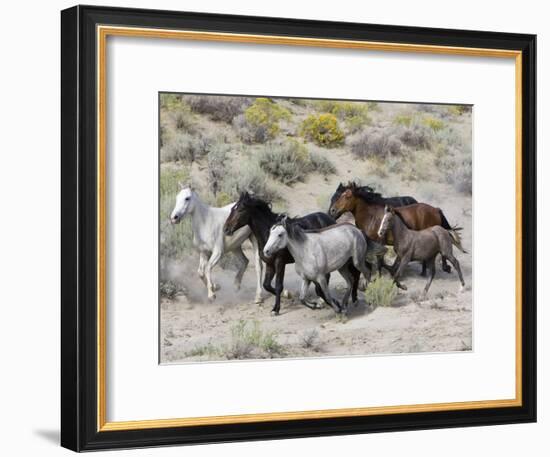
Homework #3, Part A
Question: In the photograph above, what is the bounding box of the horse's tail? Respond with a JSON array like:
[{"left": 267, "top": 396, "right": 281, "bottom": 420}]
[
  {"left": 438, "top": 209, "right": 452, "bottom": 230},
  {"left": 438, "top": 209, "right": 467, "bottom": 253},
  {"left": 448, "top": 228, "right": 467, "bottom": 254}
]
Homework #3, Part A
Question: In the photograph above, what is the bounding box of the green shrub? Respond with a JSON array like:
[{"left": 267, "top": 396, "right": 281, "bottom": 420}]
[
  {"left": 225, "top": 320, "right": 285, "bottom": 359},
  {"left": 159, "top": 166, "right": 194, "bottom": 267},
  {"left": 448, "top": 105, "right": 471, "bottom": 116},
  {"left": 423, "top": 116, "right": 445, "bottom": 132},
  {"left": 159, "top": 166, "right": 189, "bottom": 197},
  {"left": 396, "top": 124, "right": 432, "bottom": 150},
  {"left": 393, "top": 114, "right": 414, "bottom": 127},
  {"left": 161, "top": 132, "right": 214, "bottom": 163},
  {"left": 364, "top": 275, "right": 398, "bottom": 307},
  {"left": 300, "top": 113, "right": 345, "bottom": 147},
  {"left": 185, "top": 95, "right": 252, "bottom": 123},
  {"left": 346, "top": 115, "right": 370, "bottom": 134},
  {"left": 221, "top": 161, "right": 279, "bottom": 201},
  {"left": 216, "top": 191, "right": 233, "bottom": 207},
  {"left": 349, "top": 128, "right": 402, "bottom": 159},
  {"left": 207, "top": 142, "right": 231, "bottom": 196},
  {"left": 308, "top": 152, "right": 336, "bottom": 175},
  {"left": 233, "top": 114, "right": 269, "bottom": 144},
  {"left": 240, "top": 98, "right": 291, "bottom": 141},
  {"left": 160, "top": 95, "right": 195, "bottom": 132},
  {"left": 257, "top": 140, "right": 336, "bottom": 184},
  {"left": 314, "top": 100, "right": 371, "bottom": 133},
  {"left": 185, "top": 342, "right": 219, "bottom": 358}
]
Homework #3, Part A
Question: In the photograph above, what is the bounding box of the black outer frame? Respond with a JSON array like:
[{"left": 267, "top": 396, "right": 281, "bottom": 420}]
[{"left": 61, "top": 4, "right": 536, "bottom": 452}]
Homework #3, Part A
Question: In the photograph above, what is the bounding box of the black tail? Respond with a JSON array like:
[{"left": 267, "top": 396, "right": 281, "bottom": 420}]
[{"left": 439, "top": 209, "right": 452, "bottom": 230}]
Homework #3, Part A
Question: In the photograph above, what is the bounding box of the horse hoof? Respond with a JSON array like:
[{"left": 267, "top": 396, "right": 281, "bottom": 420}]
[
  {"left": 398, "top": 284, "right": 407, "bottom": 291},
  {"left": 270, "top": 310, "right": 279, "bottom": 316},
  {"left": 255, "top": 297, "right": 264, "bottom": 305},
  {"left": 443, "top": 267, "right": 452, "bottom": 274},
  {"left": 208, "top": 294, "right": 216, "bottom": 302},
  {"left": 459, "top": 284, "right": 465, "bottom": 293},
  {"left": 212, "top": 283, "right": 221, "bottom": 291},
  {"left": 282, "top": 289, "right": 292, "bottom": 299}
]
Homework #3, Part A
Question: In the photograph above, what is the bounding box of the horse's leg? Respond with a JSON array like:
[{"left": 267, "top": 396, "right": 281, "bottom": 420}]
[
  {"left": 205, "top": 247, "right": 223, "bottom": 301},
  {"left": 392, "top": 253, "right": 410, "bottom": 291},
  {"left": 299, "top": 278, "right": 316, "bottom": 309},
  {"left": 313, "top": 273, "right": 330, "bottom": 308},
  {"left": 316, "top": 275, "right": 341, "bottom": 314},
  {"left": 197, "top": 251, "right": 208, "bottom": 286},
  {"left": 352, "top": 248, "right": 372, "bottom": 289},
  {"left": 422, "top": 256, "right": 436, "bottom": 297},
  {"left": 272, "top": 259, "right": 286, "bottom": 316},
  {"left": 263, "top": 263, "right": 276, "bottom": 295},
  {"left": 232, "top": 246, "right": 248, "bottom": 291},
  {"left": 337, "top": 265, "right": 354, "bottom": 312},
  {"left": 444, "top": 254, "right": 466, "bottom": 292},
  {"left": 420, "top": 261, "right": 427, "bottom": 277},
  {"left": 250, "top": 236, "right": 264, "bottom": 304},
  {"left": 350, "top": 264, "right": 360, "bottom": 305},
  {"left": 441, "top": 255, "right": 452, "bottom": 273}
]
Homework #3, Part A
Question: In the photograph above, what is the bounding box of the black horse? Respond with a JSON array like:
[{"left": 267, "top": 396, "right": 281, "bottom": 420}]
[
  {"left": 223, "top": 192, "right": 360, "bottom": 315},
  {"left": 328, "top": 183, "right": 417, "bottom": 215}
]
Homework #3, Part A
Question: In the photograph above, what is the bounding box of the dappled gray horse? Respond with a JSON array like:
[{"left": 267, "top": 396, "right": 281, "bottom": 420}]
[
  {"left": 170, "top": 185, "right": 263, "bottom": 303},
  {"left": 378, "top": 205, "right": 466, "bottom": 296},
  {"left": 263, "top": 217, "right": 371, "bottom": 314}
]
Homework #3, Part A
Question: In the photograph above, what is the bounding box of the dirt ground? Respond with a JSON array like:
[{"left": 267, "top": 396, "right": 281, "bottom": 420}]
[
  {"left": 161, "top": 252, "right": 472, "bottom": 363},
  {"left": 160, "top": 152, "right": 472, "bottom": 363}
]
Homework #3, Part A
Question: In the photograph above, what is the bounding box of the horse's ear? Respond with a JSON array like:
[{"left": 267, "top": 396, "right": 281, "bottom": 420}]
[
  {"left": 337, "top": 183, "right": 344, "bottom": 190},
  {"left": 384, "top": 204, "right": 390, "bottom": 212},
  {"left": 178, "top": 181, "right": 185, "bottom": 190}
]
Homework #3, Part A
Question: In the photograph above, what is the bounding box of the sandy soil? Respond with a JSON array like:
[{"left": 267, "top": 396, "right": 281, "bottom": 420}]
[{"left": 161, "top": 190, "right": 472, "bottom": 364}]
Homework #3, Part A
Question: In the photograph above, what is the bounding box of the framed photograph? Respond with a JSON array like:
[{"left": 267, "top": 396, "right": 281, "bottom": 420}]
[{"left": 61, "top": 5, "right": 536, "bottom": 452}]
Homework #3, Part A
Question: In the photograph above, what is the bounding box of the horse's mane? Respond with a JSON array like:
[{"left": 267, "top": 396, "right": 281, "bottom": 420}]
[
  {"left": 342, "top": 181, "right": 387, "bottom": 205},
  {"left": 274, "top": 216, "right": 307, "bottom": 242},
  {"left": 239, "top": 192, "right": 275, "bottom": 216}
]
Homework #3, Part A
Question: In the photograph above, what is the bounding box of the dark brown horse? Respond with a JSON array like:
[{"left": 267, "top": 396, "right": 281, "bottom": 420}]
[{"left": 329, "top": 182, "right": 464, "bottom": 274}]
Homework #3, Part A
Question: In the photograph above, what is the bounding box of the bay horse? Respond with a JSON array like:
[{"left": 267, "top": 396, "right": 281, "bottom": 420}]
[
  {"left": 170, "top": 185, "right": 263, "bottom": 303},
  {"left": 329, "top": 182, "right": 417, "bottom": 213},
  {"left": 223, "top": 191, "right": 359, "bottom": 315},
  {"left": 378, "top": 205, "right": 466, "bottom": 295},
  {"left": 264, "top": 217, "right": 371, "bottom": 314},
  {"left": 329, "top": 181, "right": 464, "bottom": 275}
]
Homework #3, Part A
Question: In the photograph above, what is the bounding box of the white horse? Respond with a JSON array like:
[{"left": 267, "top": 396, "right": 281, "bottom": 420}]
[
  {"left": 170, "top": 185, "right": 263, "bottom": 303},
  {"left": 263, "top": 217, "right": 371, "bottom": 314}
]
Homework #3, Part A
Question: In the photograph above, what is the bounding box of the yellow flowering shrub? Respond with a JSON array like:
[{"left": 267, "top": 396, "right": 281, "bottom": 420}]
[{"left": 300, "top": 113, "right": 345, "bottom": 147}]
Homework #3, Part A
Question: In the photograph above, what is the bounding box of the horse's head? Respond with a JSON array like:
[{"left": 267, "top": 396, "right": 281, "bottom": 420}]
[
  {"left": 223, "top": 192, "right": 251, "bottom": 235},
  {"left": 263, "top": 217, "right": 289, "bottom": 258},
  {"left": 378, "top": 205, "right": 395, "bottom": 238},
  {"left": 170, "top": 184, "right": 195, "bottom": 224},
  {"left": 328, "top": 183, "right": 346, "bottom": 215},
  {"left": 329, "top": 187, "right": 356, "bottom": 218}
]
